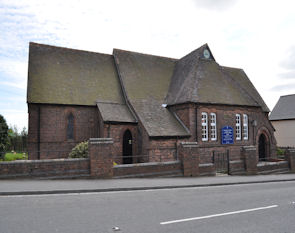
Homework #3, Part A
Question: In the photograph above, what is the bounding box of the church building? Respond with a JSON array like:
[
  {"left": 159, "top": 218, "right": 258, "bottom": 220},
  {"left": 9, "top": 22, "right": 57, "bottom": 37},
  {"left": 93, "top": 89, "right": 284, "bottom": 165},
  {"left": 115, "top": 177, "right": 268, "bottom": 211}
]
[{"left": 27, "top": 42, "right": 276, "bottom": 163}]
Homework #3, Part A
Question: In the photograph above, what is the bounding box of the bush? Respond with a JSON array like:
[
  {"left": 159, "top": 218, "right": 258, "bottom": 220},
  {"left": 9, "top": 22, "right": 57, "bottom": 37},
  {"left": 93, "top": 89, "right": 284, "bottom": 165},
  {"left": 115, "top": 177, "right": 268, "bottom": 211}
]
[
  {"left": 69, "top": 141, "right": 89, "bottom": 158},
  {"left": 0, "top": 114, "right": 9, "bottom": 153},
  {"left": 277, "top": 148, "right": 285, "bottom": 156}
]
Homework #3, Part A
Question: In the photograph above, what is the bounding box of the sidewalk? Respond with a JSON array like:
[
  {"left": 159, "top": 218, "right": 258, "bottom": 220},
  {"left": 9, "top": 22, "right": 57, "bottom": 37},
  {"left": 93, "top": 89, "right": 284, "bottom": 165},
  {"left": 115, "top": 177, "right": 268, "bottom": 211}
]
[{"left": 0, "top": 173, "right": 295, "bottom": 196}]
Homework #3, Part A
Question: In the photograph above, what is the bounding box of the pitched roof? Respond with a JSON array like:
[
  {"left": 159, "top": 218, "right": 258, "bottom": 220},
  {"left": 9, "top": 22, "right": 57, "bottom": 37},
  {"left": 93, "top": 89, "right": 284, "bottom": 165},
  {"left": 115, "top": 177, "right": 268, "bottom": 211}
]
[
  {"left": 27, "top": 42, "right": 269, "bottom": 137},
  {"left": 165, "top": 44, "right": 269, "bottom": 112},
  {"left": 220, "top": 66, "right": 270, "bottom": 112},
  {"left": 27, "top": 42, "right": 124, "bottom": 106},
  {"left": 27, "top": 43, "right": 136, "bottom": 124},
  {"left": 113, "top": 49, "right": 190, "bottom": 137},
  {"left": 269, "top": 94, "right": 295, "bottom": 120},
  {"left": 96, "top": 102, "right": 136, "bottom": 123}
]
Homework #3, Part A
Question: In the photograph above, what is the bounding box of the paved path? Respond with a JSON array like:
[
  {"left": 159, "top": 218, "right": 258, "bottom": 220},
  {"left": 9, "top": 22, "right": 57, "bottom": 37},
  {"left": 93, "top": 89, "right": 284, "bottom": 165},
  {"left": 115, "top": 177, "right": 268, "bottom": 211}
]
[{"left": 0, "top": 173, "right": 295, "bottom": 195}]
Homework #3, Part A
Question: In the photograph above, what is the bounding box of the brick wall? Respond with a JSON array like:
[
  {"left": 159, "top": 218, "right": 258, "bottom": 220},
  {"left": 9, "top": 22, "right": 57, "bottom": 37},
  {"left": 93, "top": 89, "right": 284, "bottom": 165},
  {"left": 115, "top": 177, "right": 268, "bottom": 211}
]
[
  {"left": 89, "top": 138, "right": 113, "bottom": 178},
  {"left": 0, "top": 158, "right": 89, "bottom": 179},
  {"left": 28, "top": 102, "right": 277, "bottom": 173},
  {"left": 148, "top": 138, "right": 178, "bottom": 162},
  {"left": 28, "top": 104, "right": 99, "bottom": 159},
  {"left": 103, "top": 123, "right": 139, "bottom": 163},
  {"left": 171, "top": 103, "right": 277, "bottom": 160},
  {"left": 113, "top": 161, "right": 182, "bottom": 178},
  {"left": 171, "top": 103, "right": 196, "bottom": 142}
]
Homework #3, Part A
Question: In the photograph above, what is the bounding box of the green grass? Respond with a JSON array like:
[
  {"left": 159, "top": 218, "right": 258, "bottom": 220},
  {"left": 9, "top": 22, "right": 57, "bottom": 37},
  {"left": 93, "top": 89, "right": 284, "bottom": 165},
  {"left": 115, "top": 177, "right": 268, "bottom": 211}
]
[{"left": 0, "top": 152, "right": 28, "bottom": 161}]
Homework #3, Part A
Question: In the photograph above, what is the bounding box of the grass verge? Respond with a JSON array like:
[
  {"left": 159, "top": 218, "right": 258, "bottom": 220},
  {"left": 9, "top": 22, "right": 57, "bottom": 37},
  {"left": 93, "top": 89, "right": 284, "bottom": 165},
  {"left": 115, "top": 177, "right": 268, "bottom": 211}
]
[{"left": 0, "top": 152, "right": 28, "bottom": 161}]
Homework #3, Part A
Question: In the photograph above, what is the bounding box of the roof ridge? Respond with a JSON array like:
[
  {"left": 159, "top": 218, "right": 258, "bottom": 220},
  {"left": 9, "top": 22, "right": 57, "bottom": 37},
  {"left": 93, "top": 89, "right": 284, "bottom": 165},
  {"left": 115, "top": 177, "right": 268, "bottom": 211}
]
[
  {"left": 178, "top": 44, "right": 207, "bottom": 61},
  {"left": 280, "top": 94, "right": 295, "bottom": 98},
  {"left": 113, "top": 48, "right": 178, "bottom": 61},
  {"left": 220, "top": 65, "right": 243, "bottom": 71},
  {"left": 29, "top": 42, "right": 112, "bottom": 57},
  {"left": 96, "top": 101, "right": 127, "bottom": 105}
]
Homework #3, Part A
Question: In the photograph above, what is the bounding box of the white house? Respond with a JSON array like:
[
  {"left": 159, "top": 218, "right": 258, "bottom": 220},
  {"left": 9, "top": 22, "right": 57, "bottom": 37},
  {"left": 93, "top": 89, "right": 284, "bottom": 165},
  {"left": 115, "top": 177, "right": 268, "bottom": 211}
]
[{"left": 270, "top": 94, "right": 295, "bottom": 147}]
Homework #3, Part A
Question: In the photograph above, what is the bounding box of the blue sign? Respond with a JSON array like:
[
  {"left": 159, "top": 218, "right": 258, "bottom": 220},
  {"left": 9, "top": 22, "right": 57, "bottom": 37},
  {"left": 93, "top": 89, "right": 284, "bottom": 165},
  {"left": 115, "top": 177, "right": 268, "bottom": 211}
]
[{"left": 222, "top": 126, "right": 234, "bottom": 144}]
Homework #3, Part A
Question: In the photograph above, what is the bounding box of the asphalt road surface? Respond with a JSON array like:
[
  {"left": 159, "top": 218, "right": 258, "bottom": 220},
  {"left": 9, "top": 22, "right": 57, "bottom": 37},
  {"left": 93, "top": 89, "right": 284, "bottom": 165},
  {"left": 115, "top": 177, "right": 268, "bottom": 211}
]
[{"left": 0, "top": 181, "right": 295, "bottom": 233}]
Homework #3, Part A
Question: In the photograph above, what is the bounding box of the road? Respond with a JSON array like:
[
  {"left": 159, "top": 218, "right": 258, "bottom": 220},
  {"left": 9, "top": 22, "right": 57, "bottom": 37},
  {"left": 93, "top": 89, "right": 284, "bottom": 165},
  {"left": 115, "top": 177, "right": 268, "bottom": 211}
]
[{"left": 0, "top": 181, "right": 295, "bottom": 233}]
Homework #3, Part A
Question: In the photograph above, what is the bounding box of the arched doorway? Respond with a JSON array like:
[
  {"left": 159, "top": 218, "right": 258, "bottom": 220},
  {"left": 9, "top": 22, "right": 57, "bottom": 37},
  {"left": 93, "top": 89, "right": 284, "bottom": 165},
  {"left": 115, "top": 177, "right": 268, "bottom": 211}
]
[
  {"left": 123, "top": 130, "right": 133, "bottom": 164},
  {"left": 258, "top": 134, "right": 266, "bottom": 161}
]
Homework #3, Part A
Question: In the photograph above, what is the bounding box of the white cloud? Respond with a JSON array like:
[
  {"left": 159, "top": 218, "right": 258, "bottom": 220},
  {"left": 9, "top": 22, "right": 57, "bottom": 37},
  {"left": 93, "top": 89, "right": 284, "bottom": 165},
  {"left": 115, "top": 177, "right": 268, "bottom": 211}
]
[
  {"left": 0, "top": 58, "right": 27, "bottom": 91},
  {"left": 0, "top": 0, "right": 295, "bottom": 129},
  {"left": 193, "top": 0, "right": 238, "bottom": 10}
]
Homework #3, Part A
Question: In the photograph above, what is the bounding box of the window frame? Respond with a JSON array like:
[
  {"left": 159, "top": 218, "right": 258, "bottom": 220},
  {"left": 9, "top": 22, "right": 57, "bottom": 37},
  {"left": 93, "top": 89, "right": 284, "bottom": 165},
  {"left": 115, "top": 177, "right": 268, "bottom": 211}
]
[
  {"left": 210, "top": 113, "right": 217, "bottom": 141},
  {"left": 201, "top": 112, "right": 208, "bottom": 141},
  {"left": 67, "top": 113, "right": 74, "bottom": 140},
  {"left": 235, "top": 114, "right": 241, "bottom": 140},
  {"left": 243, "top": 114, "right": 248, "bottom": 140}
]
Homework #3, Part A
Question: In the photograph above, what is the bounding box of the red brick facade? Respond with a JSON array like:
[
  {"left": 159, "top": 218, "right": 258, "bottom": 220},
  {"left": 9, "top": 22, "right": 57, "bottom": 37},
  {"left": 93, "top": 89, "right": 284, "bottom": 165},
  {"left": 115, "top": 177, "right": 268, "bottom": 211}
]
[
  {"left": 171, "top": 103, "right": 277, "bottom": 162},
  {"left": 28, "top": 102, "right": 276, "bottom": 169},
  {"left": 28, "top": 104, "right": 99, "bottom": 159}
]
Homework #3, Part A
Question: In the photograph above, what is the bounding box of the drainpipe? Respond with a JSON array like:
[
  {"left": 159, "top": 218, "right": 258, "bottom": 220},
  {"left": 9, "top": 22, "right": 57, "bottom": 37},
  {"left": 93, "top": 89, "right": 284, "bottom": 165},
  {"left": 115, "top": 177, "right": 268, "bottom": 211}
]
[
  {"left": 107, "top": 123, "right": 110, "bottom": 138},
  {"left": 251, "top": 120, "right": 257, "bottom": 145},
  {"left": 175, "top": 137, "right": 178, "bottom": 160},
  {"left": 37, "top": 105, "right": 41, "bottom": 160}
]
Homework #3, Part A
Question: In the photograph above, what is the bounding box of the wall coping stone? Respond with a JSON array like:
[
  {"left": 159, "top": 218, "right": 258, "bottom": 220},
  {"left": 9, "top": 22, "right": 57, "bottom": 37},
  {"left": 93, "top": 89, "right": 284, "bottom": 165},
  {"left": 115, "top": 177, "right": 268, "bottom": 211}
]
[
  {"left": 229, "top": 160, "right": 244, "bottom": 164},
  {"left": 257, "top": 161, "right": 288, "bottom": 166},
  {"left": 89, "top": 138, "right": 113, "bottom": 144},
  {"left": 199, "top": 163, "right": 214, "bottom": 167},
  {"left": 180, "top": 142, "right": 198, "bottom": 148},
  {"left": 114, "top": 160, "right": 180, "bottom": 168},
  {"left": 242, "top": 146, "right": 256, "bottom": 151},
  {"left": 0, "top": 158, "right": 89, "bottom": 165}
]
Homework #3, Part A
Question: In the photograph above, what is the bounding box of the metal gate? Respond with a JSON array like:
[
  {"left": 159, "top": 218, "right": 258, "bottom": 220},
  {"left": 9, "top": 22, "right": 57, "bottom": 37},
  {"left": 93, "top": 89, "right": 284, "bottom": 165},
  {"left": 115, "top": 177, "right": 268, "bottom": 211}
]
[{"left": 213, "top": 150, "right": 229, "bottom": 174}]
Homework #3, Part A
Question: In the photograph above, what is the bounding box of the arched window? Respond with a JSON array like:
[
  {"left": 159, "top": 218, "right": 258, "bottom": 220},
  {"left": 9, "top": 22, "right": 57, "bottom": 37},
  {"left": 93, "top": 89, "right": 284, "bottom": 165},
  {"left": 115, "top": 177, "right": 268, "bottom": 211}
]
[
  {"left": 201, "top": 112, "right": 208, "bottom": 141},
  {"left": 243, "top": 114, "right": 248, "bottom": 140},
  {"left": 210, "top": 113, "right": 217, "bottom": 141},
  {"left": 67, "top": 113, "right": 74, "bottom": 140},
  {"left": 235, "top": 114, "right": 241, "bottom": 140}
]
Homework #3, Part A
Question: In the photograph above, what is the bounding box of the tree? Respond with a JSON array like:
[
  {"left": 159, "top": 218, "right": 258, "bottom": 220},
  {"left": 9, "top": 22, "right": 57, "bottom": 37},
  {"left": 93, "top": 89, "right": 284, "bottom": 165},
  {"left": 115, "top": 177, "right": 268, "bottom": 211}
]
[
  {"left": 0, "top": 114, "right": 9, "bottom": 154},
  {"left": 7, "top": 125, "right": 28, "bottom": 152}
]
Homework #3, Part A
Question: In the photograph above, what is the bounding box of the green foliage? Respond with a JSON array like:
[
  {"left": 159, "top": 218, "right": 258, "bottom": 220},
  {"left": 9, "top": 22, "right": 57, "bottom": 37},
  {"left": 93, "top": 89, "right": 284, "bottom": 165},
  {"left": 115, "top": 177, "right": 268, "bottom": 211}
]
[
  {"left": 69, "top": 141, "right": 89, "bottom": 158},
  {"left": 0, "top": 115, "right": 9, "bottom": 153},
  {"left": 7, "top": 126, "right": 28, "bottom": 152},
  {"left": 1, "top": 152, "right": 28, "bottom": 161},
  {"left": 277, "top": 148, "right": 285, "bottom": 156}
]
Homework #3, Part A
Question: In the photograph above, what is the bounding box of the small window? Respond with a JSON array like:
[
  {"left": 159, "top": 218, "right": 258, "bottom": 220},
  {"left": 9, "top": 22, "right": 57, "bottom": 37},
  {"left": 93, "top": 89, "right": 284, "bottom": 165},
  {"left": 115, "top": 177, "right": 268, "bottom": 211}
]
[
  {"left": 243, "top": 114, "right": 248, "bottom": 140},
  {"left": 201, "top": 112, "right": 208, "bottom": 141},
  {"left": 210, "top": 113, "right": 217, "bottom": 141},
  {"left": 67, "top": 113, "right": 74, "bottom": 140},
  {"left": 235, "top": 114, "right": 241, "bottom": 140}
]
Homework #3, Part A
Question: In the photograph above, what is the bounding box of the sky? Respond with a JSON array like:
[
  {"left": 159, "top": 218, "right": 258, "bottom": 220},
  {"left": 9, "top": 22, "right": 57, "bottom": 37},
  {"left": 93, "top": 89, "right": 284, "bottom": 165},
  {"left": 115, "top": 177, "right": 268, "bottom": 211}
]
[{"left": 0, "top": 0, "right": 295, "bottom": 131}]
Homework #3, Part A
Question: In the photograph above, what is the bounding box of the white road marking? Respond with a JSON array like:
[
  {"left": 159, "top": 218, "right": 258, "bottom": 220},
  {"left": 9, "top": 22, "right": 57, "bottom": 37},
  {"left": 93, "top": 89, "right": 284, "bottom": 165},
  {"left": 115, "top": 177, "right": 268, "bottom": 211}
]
[{"left": 160, "top": 205, "right": 278, "bottom": 225}]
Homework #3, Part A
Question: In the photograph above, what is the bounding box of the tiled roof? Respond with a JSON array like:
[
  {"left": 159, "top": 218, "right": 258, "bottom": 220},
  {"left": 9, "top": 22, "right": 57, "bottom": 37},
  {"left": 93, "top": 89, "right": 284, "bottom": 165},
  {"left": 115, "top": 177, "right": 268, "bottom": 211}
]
[
  {"left": 96, "top": 102, "right": 136, "bottom": 123},
  {"left": 269, "top": 94, "right": 295, "bottom": 120},
  {"left": 113, "top": 49, "right": 190, "bottom": 137},
  {"left": 165, "top": 44, "right": 269, "bottom": 112},
  {"left": 27, "top": 42, "right": 124, "bottom": 106},
  {"left": 27, "top": 42, "right": 270, "bottom": 137}
]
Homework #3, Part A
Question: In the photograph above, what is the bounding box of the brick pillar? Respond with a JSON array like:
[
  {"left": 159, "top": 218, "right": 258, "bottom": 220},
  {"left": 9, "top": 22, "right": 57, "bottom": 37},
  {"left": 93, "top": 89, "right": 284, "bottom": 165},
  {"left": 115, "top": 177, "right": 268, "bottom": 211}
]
[
  {"left": 285, "top": 148, "right": 295, "bottom": 172},
  {"left": 89, "top": 138, "right": 114, "bottom": 178},
  {"left": 241, "top": 146, "right": 257, "bottom": 175},
  {"left": 178, "top": 142, "right": 199, "bottom": 177}
]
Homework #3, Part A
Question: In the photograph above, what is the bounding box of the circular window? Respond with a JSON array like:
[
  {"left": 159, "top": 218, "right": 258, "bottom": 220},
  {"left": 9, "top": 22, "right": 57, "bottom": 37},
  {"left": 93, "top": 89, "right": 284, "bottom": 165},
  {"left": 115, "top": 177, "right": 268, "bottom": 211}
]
[{"left": 203, "top": 49, "right": 210, "bottom": 59}]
